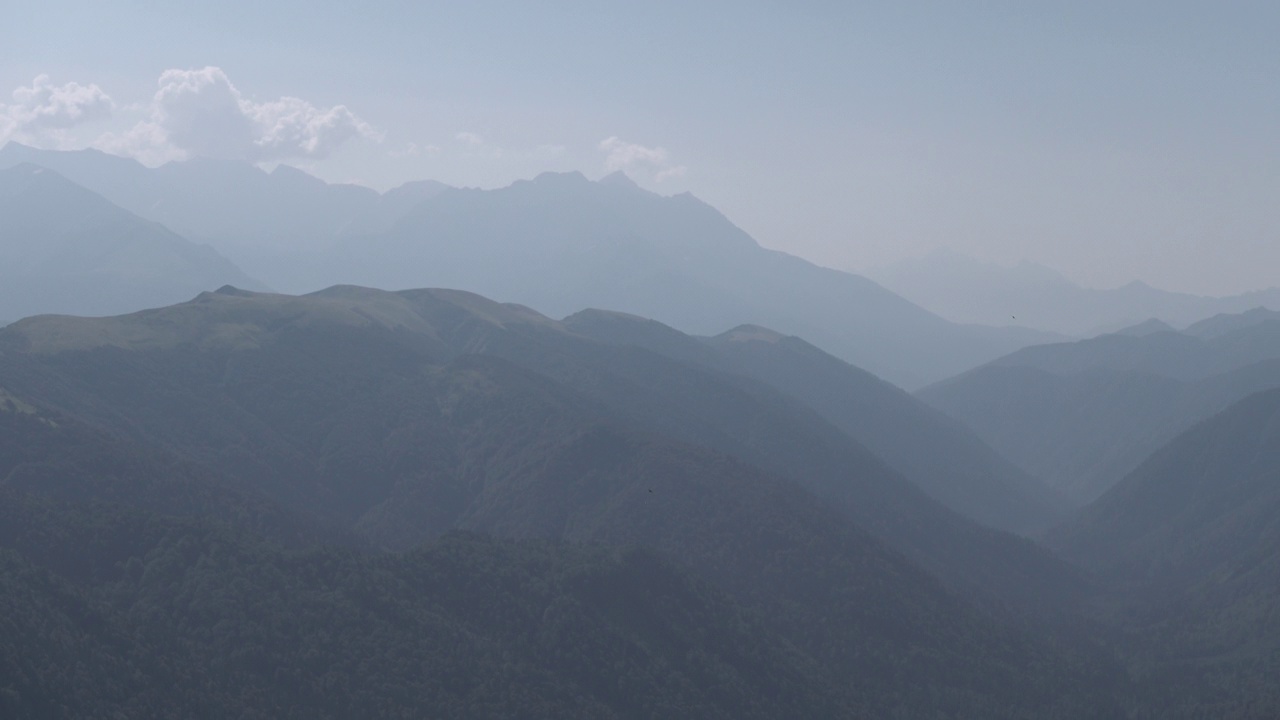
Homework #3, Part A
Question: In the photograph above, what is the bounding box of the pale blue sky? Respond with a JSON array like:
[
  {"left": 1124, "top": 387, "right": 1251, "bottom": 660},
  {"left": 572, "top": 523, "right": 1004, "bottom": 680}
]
[{"left": 2, "top": 1, "right": 1277, "bottom": 295}]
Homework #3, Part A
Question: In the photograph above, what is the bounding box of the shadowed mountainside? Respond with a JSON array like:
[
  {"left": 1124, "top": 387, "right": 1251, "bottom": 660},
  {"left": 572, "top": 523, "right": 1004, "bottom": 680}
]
[
  {"left": 1047, "top": 388, "right": 1280, "bottom": 717},
  {"left": 0, "top": 285, "right": 1120, "bottom": 717},
  {"left": 562, "top": 308, "right": 1063, "bottom": 535}
]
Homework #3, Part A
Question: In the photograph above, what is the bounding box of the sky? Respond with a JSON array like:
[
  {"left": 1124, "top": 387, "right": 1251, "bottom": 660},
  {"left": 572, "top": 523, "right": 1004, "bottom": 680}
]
[{"left": 1, "top": 1, "right": 1277, "bottom": 296}]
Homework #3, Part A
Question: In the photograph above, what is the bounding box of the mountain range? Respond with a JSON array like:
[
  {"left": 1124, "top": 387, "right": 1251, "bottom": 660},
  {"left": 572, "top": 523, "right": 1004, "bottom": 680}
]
[
  {"left": 0, "top": 142, "right": 1057, "bottom": 389},
  {"left": 920, "top": 307, "right": 1280, "bottom": 503},
  {"left": 0, "top": 163, "right": 261, "bottom": 321},
  {"left": 0, "top": 285, "right": 1115, "bottom": 717},
  {"left": 6, "top": 140, "right": 1280, "bottom": 717},
  {"left": 1047, "top": 388, "right": 1280, "bottom": 716},
  {"left": 4, "top": 283, "right": 1280, "bottom": 716},
  {"left": 872, "top": 251, "right": 1280, "bottom": 337},
  {"left": 560, "top": 309, "right": 1062, "bottom": 534}
]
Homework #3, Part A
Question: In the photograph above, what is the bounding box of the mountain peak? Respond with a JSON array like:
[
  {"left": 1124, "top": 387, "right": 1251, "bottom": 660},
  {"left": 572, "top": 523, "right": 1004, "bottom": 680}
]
[
  {"left": 1111, "top": 318, "right": 1176, "bottom": 337},
  {"left": 528, "top": 170, "right": 589, "bottom": 186},
  {"left": 598, "top": 170, "right": 640, "bottom": 189},
  {"left": 269, "top": 164, "right": 327, "bottom": 188},
  {"left": 716, "top": 324, "right": 788, "bottom": 344},
  {"left": 0, "top": 140, "right": 33, "bottom": 157}
]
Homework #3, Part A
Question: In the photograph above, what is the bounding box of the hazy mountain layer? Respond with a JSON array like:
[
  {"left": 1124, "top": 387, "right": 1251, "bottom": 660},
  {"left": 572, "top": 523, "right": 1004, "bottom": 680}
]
[
  {"left": 0, "top": 144, "right": 1058, "bottom": 389},
  {"left": 331, "top": 171, "right": 1063, "bottom": 388},
  {"left": 0, "top": 164, "right": 262, "bottom": 320},
  {"left": 873, "top": 251, "right": 1280, "bottom": 336},
  {"left": 562, "top": 309, "right": 1063, "bottom": 535},
  {"left": 0, "top": 143, "right": 382, "bottom": 292},
  {"left": 921, "top": 311, "right": 1280, "bottom": 503}
]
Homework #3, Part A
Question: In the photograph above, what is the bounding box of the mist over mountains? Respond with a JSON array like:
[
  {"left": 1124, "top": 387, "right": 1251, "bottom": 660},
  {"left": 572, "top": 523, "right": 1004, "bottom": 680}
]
[
  {"left": 9, "top": 2, "right": 1280, "bottom": 715},
  {"left": 0, "top": 142, "right": 1057, "bottom": 389},
  {"left": 921, "top": 307, "right": 1280, "bottom": 504},
  {"left": 0, "top": 163, "right": 261, "bottom": 321},
  {"left": 874, "top": 251, "right": 1280, "bottom": 337},
  {"left": 3, "top": 138, "right": 1280, "bottom": 717}
]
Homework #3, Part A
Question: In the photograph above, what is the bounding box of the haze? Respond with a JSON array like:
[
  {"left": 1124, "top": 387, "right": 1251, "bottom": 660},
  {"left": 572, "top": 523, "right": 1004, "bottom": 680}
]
[
  {"left": 4, "top": 1, "right": 1277, "bottom": 296},
  {"left": 7, "top": 3, "right": 1280, "bottom": 717}
]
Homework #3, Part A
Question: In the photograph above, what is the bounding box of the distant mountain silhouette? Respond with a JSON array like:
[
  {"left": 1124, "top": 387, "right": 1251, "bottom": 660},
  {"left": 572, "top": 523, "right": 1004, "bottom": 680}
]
[
  {"left": 1182, "top": 306, "right": 1280, "bottom": 339},
  {"left": 339, "top": 179, "right": 452, "bottom": 236},
  {"left": 0, "top": 163, "right": 262, "bottom": 320},
  {"left": 0, "top": 144, "right": 1058, "bottom": 388},
  {"left": 563, "top": 308, "right": 1064, "bottom": 535},
  {"left": 873, "top": 251, "right": 1280, "bottom": 336},
  {"left": 0, "top": 142, "right": 385, "bottom": 293},
  {"left": 921, "top": 308, "right": 1280, "bottom": 503},
  {"left": 1111, "top": 318, "right": 1176, "bottom": 337},
  {"left": 323, "top": 171, "right": 1056, "bottom": 387}
]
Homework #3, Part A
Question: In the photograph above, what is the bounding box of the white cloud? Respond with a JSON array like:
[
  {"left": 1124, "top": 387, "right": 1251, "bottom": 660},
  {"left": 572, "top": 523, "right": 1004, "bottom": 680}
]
[
  {"left": 598, "top": 136, "right": 687, "bottom": 182},
  {"left": 0, "top": 75, "right": 114, "bottom": 145},
  {"left": 100, "top": 66, "right": 379, "bottom": 163},
  {"left": 454, "top": 130, "right": 503, "bottom": 159},
  {"left": 655, "top": 165, "right": 688, "bottom": 182}
]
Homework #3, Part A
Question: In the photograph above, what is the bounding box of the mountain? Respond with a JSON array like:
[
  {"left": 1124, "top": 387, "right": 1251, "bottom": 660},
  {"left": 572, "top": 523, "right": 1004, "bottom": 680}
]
[
  {"left": 0, "top": 285, "right": 1084, "bottom": 610},
  {"left": 339, "top": 178, "right": 452, "bottom": 236},
  {"left": 872, "top": 251, "right": 1280, "bottom": 337},
  {"left": 1112, "top": 318, "right": 1176, "bottom": 337},
  {"left": 0, "top": 286, "right": 1120, "bottom": 717},
  {"left": 1183, "top": 306, "right": 1280, "bottom": 339},
  {"left": 0, "top": 164, "right": 262, "bottom": 321},
  {"left": 1047, "top": 388, "right": 1280, "bottom": 717},
  {"left": 324, "top": 172, "right": 1057, "bottom": 388},
  {"left": 0, "top": 143, "right": 385, "bottom": 292},
  {"left": 562, "top": 309, "right": 1063, "bottom": 535},
  {"left": 0, "top": 144, "right": 1057, "bottom": 389},
  {"left": 980, "top": 316, "right": 1280, "bottom": 380},
  {"left": 1049, "top": 387, "right": 1280, "bottom": 584},
  {"left": 920, "top": 309, "right": 1280, "bottom": 503}
]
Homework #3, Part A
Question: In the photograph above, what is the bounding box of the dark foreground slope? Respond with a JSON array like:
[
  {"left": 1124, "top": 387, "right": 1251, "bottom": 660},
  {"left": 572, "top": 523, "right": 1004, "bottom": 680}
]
[
  {"left": 921, "top": 313, "right": 1280, "bottom": 503},
  {"left": 0, "top": 288, "right": 1121, "bottom": 718},
  {"left": 564, "top": 309, "right": 1063, "bottom": 534},
  {"left": 1049, "top": 389, "right": 1280, "bottom": 718},
  {"left": 0, "top": 286, "right": 1084, "bottom": 614},
  {"left": 0, "top": 492, "right": 848, "bottom": 719}
]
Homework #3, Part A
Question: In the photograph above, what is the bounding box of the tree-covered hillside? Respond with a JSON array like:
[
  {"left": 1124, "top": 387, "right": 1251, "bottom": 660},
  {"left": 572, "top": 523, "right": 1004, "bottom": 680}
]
[{"left": 0, "top": 286, "right": 1122, "bottom": 718}]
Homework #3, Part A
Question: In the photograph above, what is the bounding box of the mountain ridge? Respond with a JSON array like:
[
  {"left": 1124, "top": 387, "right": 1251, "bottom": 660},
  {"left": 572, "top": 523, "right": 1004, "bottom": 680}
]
[
  {"left": 920, "top": 307, "right": 1280, "bottom": 503},
  {"left": 0, "top": 163, "right": 264, "bottom": 321},
  {"left": 873, "top": 251, "right": 1280, "bottom": 336},
  {"left": 1, "top": 142, "right": 1059, "bottom": 389}
]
